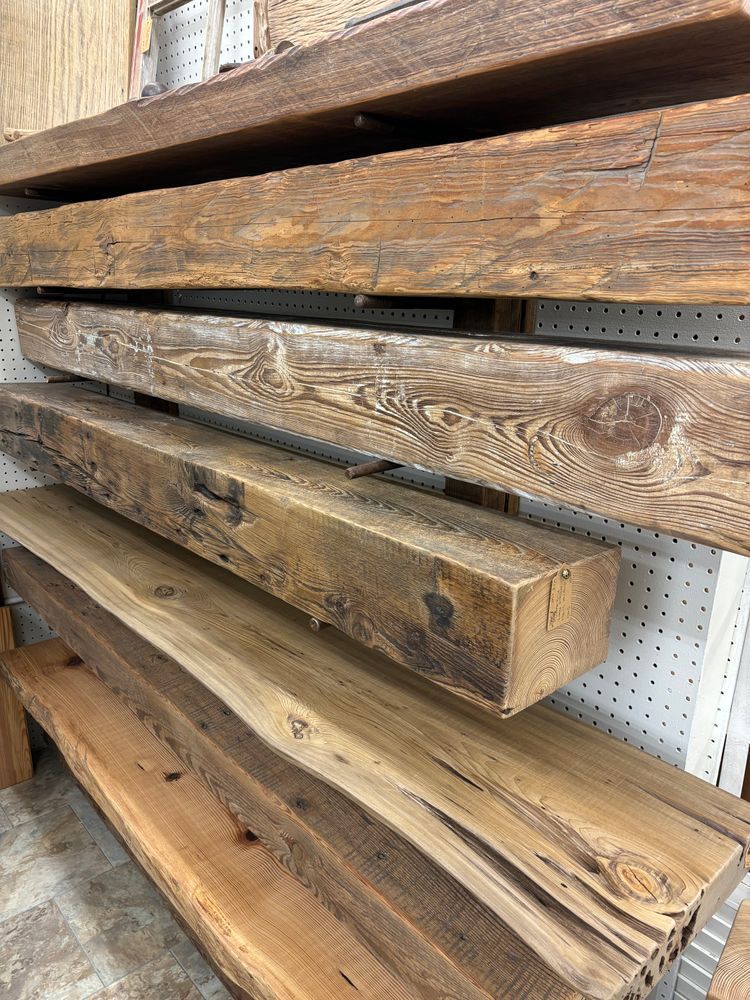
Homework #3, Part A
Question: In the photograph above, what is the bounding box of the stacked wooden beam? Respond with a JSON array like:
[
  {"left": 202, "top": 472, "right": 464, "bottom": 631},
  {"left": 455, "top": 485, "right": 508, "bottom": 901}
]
[{"left": 1, "top": 0, "right": 750, "bottom": 996}]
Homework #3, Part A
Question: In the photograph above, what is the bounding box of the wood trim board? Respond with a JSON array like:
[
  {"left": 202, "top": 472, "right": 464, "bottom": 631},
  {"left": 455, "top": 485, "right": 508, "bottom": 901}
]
[
  {"left": 4, "top": 0, "right": 750, "bottom": 197},
  {"left": 0, "top": 486, "right": 747, "bottom": 1000},
  {"left": 16, "top": 298, "right": 750, "bottom": 555},
  {"left": 0, "top": 382, "right": 619, "bottom": 715},
  {"left": 3, "top": 94, "right": 750, "bottom": 302}
]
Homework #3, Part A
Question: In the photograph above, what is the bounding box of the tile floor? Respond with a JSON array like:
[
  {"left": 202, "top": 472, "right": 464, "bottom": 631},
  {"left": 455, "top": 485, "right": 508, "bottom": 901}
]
[{"left": 0, "top": 743, "right": 231, "bottom": 1000}]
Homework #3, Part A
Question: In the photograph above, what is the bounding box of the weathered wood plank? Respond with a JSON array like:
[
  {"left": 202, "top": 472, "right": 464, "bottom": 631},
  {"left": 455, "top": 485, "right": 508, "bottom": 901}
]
[
  {"left": 0, "top": 604, "right": 32, "bottom": 789},
  {"left": 5, "top": 545, "right": 574, "bottom": 1000},
  {"left": 0, "top": 486, "right": 748, "bottom": 1000},
  {"left": 0, "top": 637, "right": 414, "bottom": 1000},
  {"left": 3, "top": 93, "right": 750, "bottom": 302},
  {"left": 0, "top": 382, "right": 618, "bottom": 715},
  {"left": 709, "top": 901, "right": 750, "bottom": 1000},
  {"left": 4, "top": 0, "right": 750, "bottom": 198},
  {"left": 18, "top": 298, "right": 750, "bottom": 555},
  {"left": 268, "top": 0, "right": 383, "bottom": 45}
]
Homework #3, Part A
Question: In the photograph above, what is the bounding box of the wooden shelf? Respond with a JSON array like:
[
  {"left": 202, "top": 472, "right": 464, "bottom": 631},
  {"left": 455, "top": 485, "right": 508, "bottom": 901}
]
[
  {"left": 2, "top": 93, "right": 750, "bottom": 303},
  {"left": 2, "top": 0, "right": 750, "bottom": 198},
  {"left": 16, "top": 299, "right": 750, "bottom": 556},
  {"left": 0, "top": 637, "right": 416, "bottom": 1000},
  {"left": 0, "top": 382, "right": 619, "bottom": 715},
  {"left": 709, "top": 901, "right": 750, "bottom": 1000},
  {"left": 0, "top": 486, "right": 748, "bottom": 1000}
]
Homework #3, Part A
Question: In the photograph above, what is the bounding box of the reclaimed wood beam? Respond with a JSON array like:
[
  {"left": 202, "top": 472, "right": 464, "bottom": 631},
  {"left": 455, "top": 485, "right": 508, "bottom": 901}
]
[
  {"left": 0, "top": 604, "right": 32, "bottom": 789},
  {"left": 0, "top": 637, "right": 416, "bottom": 1000},
  {"left": 17, "top": 298, "right": 750, "bottom": 555},
  {"left": 3, "top": 0, "right": 750, "bottom": 197},
  {"left": 708, "top": 901, "right": 750, "bottom": 1000},
  {"left": 0, "top": 486, "right": 748, "bottom": 1000},
  {"left": 0, "top": 383, "right": 618, "bottom": 715},
  {"left": 3, "top": 93, "right": 750, "bottom": 302},
  {"left": 4, "top": 545, "right": 573, "bottom": 1000}
]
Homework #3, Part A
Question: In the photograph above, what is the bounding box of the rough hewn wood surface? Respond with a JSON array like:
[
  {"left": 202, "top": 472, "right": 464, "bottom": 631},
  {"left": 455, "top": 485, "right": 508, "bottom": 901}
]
[
  {"left": 18, "top": 298, "right": 750, "bottom": 555},
  {"left": 0, "top": 382, "right": 617, "bottom": 714},
  {"left": 5, "top": 545, "right": 574, "bottom": 1000},
  {"left": 1, "top": 487, "right": 748, "bottom": 1000},
  {"left": 3, "top": 94, "right": 750, "bottom": 302},
  {"left": 0, "top": 637, "right": 416, "bottom": 1000},
  {"left": 0, "top": 605, "right": 32, "bottom": 789},
  {"left": 268, "top": 0, "right": 382, "bottom": 45},
  {"left": 0, "top": 0, "right": 131, "bottom": 144},
  {"left": 4, "top": 0, "right": 750, "bottom": 197},
  {"left": 709, "top": 901, "right": 750, "bottom": 1000}
]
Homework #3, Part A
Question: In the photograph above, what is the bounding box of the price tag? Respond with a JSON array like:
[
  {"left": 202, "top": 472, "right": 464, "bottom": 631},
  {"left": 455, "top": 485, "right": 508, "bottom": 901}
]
[{"left": 548, "top": 567, "right": 572, "bottom": 629}]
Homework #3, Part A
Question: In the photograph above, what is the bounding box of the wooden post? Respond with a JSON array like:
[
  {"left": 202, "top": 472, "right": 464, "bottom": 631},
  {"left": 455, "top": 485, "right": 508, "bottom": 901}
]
[{"left": 0, "top": 602, "right": 32, "bottom": 789}]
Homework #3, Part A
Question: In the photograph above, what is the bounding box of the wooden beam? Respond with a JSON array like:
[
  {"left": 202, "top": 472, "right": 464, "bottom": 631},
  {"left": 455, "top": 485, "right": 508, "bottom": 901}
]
[
  {"left": 17, "top": 298, "right": 750, "bottom": 555},
  {"left": 708, "top": 901, "right": 750, "bottom": 1000},
  {"left": 0, "top": 383, "right": 618, "bottom": 715},
  {"left": 3, "top": 93, "right": 750, "bottom": 302},
  {"left": 0, "top": 487, "right": 748, "bottom": 1000},
  {"left": 0, "top": 603, "right": 32, "bottom": 789},
  {"left": 4, "top": 545, "right": 569, "bottom": 1000},
  {"left": 4, "top": 0, "right": 750, "bottom": 197},
  {"left": 0, "top": 637, "right": 416, "bottom": 1000}
]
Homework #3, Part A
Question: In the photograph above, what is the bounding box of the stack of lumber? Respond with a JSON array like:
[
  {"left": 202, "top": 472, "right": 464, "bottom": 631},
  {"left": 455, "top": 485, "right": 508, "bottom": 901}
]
[
  {"left": 1, "top": 505, "right": 750, "bottom": 1000},
  {"left": 1, "top": 0, "right": 750, "bottom": 995}
]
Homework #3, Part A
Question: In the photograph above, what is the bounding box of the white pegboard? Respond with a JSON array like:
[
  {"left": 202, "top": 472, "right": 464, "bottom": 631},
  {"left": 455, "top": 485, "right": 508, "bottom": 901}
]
[{"left": 156, "top": 0, "right": 256, "bottom": 86}]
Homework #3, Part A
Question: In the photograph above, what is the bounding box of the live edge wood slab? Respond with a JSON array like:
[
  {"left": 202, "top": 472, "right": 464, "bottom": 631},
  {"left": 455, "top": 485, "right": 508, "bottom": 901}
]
[
  {"left": 0, "top": 382, "right": 618, "bottom": 715},
  {"left": 3, "top": 0, "right": 750, "bottom": 197},
  {"left": 4, "top": 93, "right": 750, "bottom": 303},
  {"left": 0, "top": 638, "right": 417, "bottom": 1000},
  {"left": 17, "top": 299, "right": 750, "bottom": 555},
  {"left": 0, "top": 488, "right": 748, "bottom": 1000},
  {"left": 2, "top": 547, "right": 572, "bottom": 1000}
]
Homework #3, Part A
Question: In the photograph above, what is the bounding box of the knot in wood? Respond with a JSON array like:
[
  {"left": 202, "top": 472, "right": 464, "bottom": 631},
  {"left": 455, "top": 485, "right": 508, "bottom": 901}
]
[
  {"left": 584, "top": 392, "right": 664, "bottom": 458},
  {"left": 153, "top": 584, "right": 178, "bottom": 599}
]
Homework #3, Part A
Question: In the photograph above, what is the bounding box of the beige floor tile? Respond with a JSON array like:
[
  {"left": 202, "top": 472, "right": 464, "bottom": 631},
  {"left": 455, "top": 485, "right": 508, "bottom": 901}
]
[
  {"left": 66, "top": 786, "right": 129, "bottom": 867},
  {"left": 0, "top": 899, "right": 102, "bottom": 1000},
  {"left": 89, "top": 954, "right": 201, "bottom": 999},
  {"left": 56, "top": 861, "right": 186, "bottom": 986},
  {"left": 170, "top": 938, "right": 231, "bottom": 1000},
  {"left": 0, "top": 745, "right": 76, "bottom": 826},
  {"left": 0, "top": 807, "right": 111, "bottom": 921},
  {"left": 0, "top": 802, "right": 11, "bottom": 833}
]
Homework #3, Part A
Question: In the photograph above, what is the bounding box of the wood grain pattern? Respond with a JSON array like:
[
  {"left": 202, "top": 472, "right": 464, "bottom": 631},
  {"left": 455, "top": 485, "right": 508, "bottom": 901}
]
[
  {"left": 268, "top": 0, "right": 383, "bottom": 44},
  {"left": 5, "top": 0, "right": 750, "bottom": 197},
  {"left": 709, "top": 901, "right": 750, "bottom": 1000},
  {"left": 3, "top": 93, "right": 750, "bottom": 302},
  {"left": 5, "top": 545, "right": 575, "bottom": 1000},
  {"left": 0, "top": 604, "right": 32, "bottom": 789},
  {"left": 1, "top": 487, "right": 748, "bottom": 1000},
  {"left": 0, "top": 382, "right": 618, "bottom": 714},
  {"left": 18, "top": 299, "right": 750, "bottom": 555},
  {"left": 0, "top": 637, "right": 414, "bottom": 1000},
  {"left": 0, "top": 0, "right": 131, "bottom": 142}
]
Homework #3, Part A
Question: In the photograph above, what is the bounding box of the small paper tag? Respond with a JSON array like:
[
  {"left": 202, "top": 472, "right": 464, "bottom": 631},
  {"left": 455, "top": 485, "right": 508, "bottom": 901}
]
[
  {"left": 548, "top": 567, "right": 572, "bottom": 629},
  {"left": 140, "top": 15, "right": 153, "bottom": 52}
]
